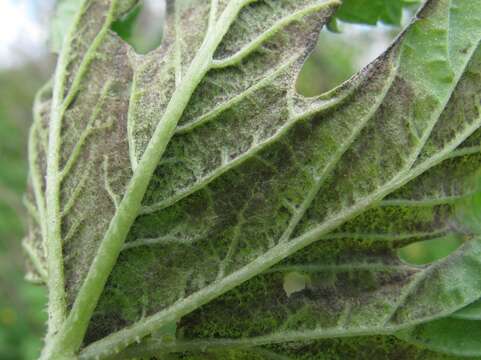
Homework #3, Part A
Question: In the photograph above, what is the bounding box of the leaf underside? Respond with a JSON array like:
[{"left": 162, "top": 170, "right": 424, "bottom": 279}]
[{"left": 24, "top": 0, "right": 481, "bottom": 358}]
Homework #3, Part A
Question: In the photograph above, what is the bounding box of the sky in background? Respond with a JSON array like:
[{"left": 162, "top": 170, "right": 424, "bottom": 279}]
[
  {"left": 0, "top": 0, "right": 53, "bottom": 68},
  {"left": 0, "top": 0, "right": 166, "bottom": 69}
]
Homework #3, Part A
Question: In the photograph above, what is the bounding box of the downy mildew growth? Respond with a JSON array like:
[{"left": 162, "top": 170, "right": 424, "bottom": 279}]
[{"left": 23, "top": 0, "right": 481, "bottom": 358}]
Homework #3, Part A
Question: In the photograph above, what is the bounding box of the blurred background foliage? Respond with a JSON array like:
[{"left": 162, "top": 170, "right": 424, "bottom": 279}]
[
  {"left": 0, "top": 65, "right": 49, "bottom": 359},
  {"left": 1, "top": 0, "right": 471, "bottom": 358}
]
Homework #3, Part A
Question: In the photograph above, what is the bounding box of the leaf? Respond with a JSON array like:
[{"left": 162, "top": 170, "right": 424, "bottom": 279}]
[
  {"left": 84, "top": 2, "right": 481, "bottom": 357},
  {"left": 23, "top": 82, "right": 52, "bottom": 285},
  {"left": 397, "top": 317, "right": 481, "bottom": 357},
  {"left": 453, "top": 299, "right": 481, "bottom": 320},
  {"left": 111, "top": 3, "right": 143, "bottom": 43},
  {"left": 33, "top": 0, "right": 344, "bottom": 357},
  {"left": 27, "top": 0, "right": 481, "bottom": 358},
  {"left": 334, "top": 0, "right": 420, "bottom": 26}
]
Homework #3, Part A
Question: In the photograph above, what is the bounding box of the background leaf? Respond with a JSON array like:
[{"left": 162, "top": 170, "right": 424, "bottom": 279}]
[
  {"left": 335, "top": 0, "right": 421, "bottom": 26},
  {"left": 397, "top": 317, "right": 481, "bottom": 357}
]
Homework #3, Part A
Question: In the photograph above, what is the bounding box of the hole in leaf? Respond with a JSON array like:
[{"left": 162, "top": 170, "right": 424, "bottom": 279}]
[
  {"left": 112, "top": 0, "right": 165, "bottom": 54},
  {"left": 398, "top": 235, "right": 464, "bottom": 266},
  {"left": 283, "top": 272, "right": 311, "bottom": 297},
  {"left": 296, "top": 4, "right": 420, "bottom": 97}
]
